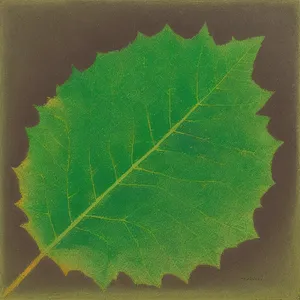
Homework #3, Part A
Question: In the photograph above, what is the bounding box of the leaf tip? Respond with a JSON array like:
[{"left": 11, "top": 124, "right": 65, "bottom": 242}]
[
  {"left": 199, "top": 23, "right": 211, "bottom": 37},
  {"left": 32, "top": 103, "right": 42, "bottom": 112},
  {"left": 201, "top": 22, "right": 209, "bottom": 32},
  {"left": 12, "top": 165, "right": 19, "bottom": 176},
  {"left": 15, "top": 198, "right": 24, "bottom": 209},
  {"left": 162, "top": 23, "right": 174, "bottom": 34},
  {"left": 20, "top": 222, "right": 29, "bottom": 231},
  {"left": 95, "top": 52, "right": 104, "bottom": 59},
  {"left": 196, "top": 23, "right": 215, "bottom": 44},
  {"left": 14, "top": 156, "right": 30, "bottom": 178},
  {"left": 154, "top": 23, "right": 175, "bottom": 39},
  {"left": 45, "top": 96, "right": 63, "bottom": 111},
  {"left": 248, "top": 35, "right": 265, "bottom": 53},
  {"left": 146, "top": 279, "right": 162, "bottom": 289},
  {"left": 269, "top": 177, "right": 276, "bottom": 187},
  {"left": 59, "top": 265, "right": 70, "bottom": 277},
  {"left": 255, "top": 35, "right": 265, "bottom": 44},
  {"left": 71, "top": 64, "right": 79, "bottom": 74},
  {"left": 136, "top": 31, "right": 147, "bottom": 41},
  {"left": 25, "top": 126, "right": 34, "bottom": 140},
  {"left": 171, "top": 272, "right": 189, "bottom": 285},
  {"left": 272, "top": 138, "right": 284, "bottom": 158},
  {"left": 276, "top": 138, "right": 284, "bottom": 148},
  {"left": 215, "top": 260, "right": 221, "bottom": 270}
]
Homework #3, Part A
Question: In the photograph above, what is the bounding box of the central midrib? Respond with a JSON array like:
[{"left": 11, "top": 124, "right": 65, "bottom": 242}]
[
  {"left": 3, "top": 44, "right": 254, "bottom": 297},
  {"left": 46, "top": 93, "right": 203, "bottom": 252}
]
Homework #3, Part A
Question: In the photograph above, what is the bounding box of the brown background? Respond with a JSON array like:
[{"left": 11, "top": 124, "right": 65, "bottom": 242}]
[{"left": 2, "top": 1, "right": 299, "bottom": 295}]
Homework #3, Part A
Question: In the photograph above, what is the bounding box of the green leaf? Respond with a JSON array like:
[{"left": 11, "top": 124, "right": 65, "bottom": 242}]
[{"left": 14, "top": 24, "right": 280, "bottom": 290}]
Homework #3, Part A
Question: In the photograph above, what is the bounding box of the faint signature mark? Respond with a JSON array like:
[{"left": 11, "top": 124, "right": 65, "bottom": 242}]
[{"left": 240, "top": 276, "right": 264, "bottom": 281}]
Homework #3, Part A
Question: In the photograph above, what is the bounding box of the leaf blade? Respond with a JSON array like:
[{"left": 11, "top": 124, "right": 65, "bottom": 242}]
[{"left": 7, "top": 24, "right": 281, "bottom": 295}]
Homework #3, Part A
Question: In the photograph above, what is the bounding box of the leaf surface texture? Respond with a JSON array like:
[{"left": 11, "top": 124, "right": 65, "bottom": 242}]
[{"left": 16, "top": 25, "right": 280, "bottom": 288}]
